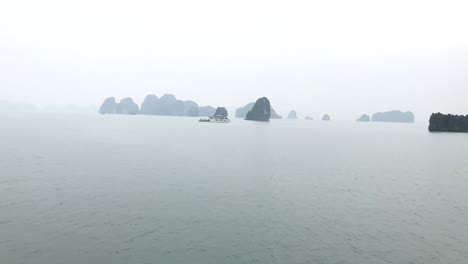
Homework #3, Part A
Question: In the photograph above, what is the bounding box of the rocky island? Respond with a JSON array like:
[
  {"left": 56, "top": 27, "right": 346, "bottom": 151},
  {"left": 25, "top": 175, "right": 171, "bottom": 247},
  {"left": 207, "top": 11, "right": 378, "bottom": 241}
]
[
  {"left": 270, "top": 109, "right": 282, "bottom": 119},
  {"left": 245, "top": 97, "right": 271, "bottom": 122},
  {"left": 429, "top": 113, "right": 468, "bottom": 132},
  {"left": 99, "top": 94, "right": 216, "bottom": 117},
  {"left": 139, "top": 95, "right": 159, "bottom": 115},
  {"left": 287, "top": 110, "right": 297, "bottom": 119},
  {"left": 99, "top": 97, "right": 118, "bottom": 114},
  {"left": 99, "top": 97, "right": 139, "bottom": 115},
  {"left": 372, "top": 110, "right": 414, "bottom": 123},
  {"left": 236, "top": 102, "right": 282, "bottom": 119},
  {"left": 322, "top": 114, "right": 331, "bottom": 121},
  {"left": 116, "top": 98, "right": 139, "bottom": 115},
  {"left": 199, "top": 106, "right": 216, "bottom": 117},
  {"left": 356, "top": 114, "right": 370, "bottom": 122},
  {"left": 214, "top": 107, "right": 228, "bottom": 117}
]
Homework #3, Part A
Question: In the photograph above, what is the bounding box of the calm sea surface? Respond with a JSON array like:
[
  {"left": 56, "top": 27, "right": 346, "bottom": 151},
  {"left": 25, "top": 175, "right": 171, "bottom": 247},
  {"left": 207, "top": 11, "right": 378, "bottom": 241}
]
[{"left": 1, "top": 113, "right": 468, "bottom": 264}]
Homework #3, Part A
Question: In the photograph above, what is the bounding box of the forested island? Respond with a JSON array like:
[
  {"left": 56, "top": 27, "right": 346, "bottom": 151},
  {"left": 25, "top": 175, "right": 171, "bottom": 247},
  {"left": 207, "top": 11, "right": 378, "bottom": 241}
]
[
  {"left": 236, "top": 102, "right": 282, "bottom": 119},
  {"left": 245, "top": 97, "right": 271, "bottom": 122},
  {"left": 372, "top": 110, "right": 414, "bottom": 123},
  {"left": 429, "top": 113, "right": 468, "bottom": 132},
  {"left": 99, "top": 94, "right": 217, "bottom": 117}
]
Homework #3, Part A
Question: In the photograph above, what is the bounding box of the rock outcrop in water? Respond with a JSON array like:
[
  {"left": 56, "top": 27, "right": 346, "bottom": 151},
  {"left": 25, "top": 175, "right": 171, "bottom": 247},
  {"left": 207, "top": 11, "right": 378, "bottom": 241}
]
[
  {"left": 186, "top": 106, "right": 200, "bottom": 117},
  {"left": 214, "top": 107, "right": 228, "bottom": 117},
  {"left": 287, "top": 110, "right": 297, "bottom": 119},
  {"left": 245, "top": 97, "right": 271, "bottom": 122},
  {"left": 139, "top": 95, "right": 159, "bottom": 115},
  {"left": 199, "top": 106, "right": 216, "bottom": 117},
  {"left": 305, "top": 116, "right": 313, "bottom": 120},
  {"left": 429, "top": 113, "right": 468, "bottom": 132},
  {"left": 155, "top": 94, "right": 179, "bottom": 116},
  {"left": 322, "top": 114, "right": 331, "bottom": 121},
  {"left": 236, "top": 102, "right": 282, "bottom": 119},
  {"left": 183, "top": 100, "right": 199, "bottom": 117},
  {"left": 116, "top": 98, "right": 139, "bottom": 115},
  {"left": 236, "top": 102, "right": 254, "bottom": 118},
  {"left": 99, "top": 94, "right": 216, "bottom": 117},
  {"left": 99, "top": 97, "right": 118, "bottom": 114},
  {"left": 356, "top": 114, "right": 370, "bottom": 122},
  {"left": 270, "top": 109, "right": 282, "bottom": 119},
  {"left": 372, "top": 110, "right": 414, "bottom": 123}
]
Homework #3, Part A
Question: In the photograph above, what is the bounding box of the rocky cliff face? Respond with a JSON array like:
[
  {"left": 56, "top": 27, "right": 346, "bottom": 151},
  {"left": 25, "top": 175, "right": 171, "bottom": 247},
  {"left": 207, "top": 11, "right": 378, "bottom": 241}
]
[
  {"left": 139, "top": 95, "right": 159, "bottom": 115},
  {"left": 199, "top": 106, "right": 216, "bottom": 117},
  {"left": 116, "top": 98, "right": 139, "bottom": 115},
  {"left": 245, "top": 97, "right": 271, "bottom": 122},
  {"left": 214, "top": 107, "right": 228, "bottom": 117},
  {"left": 372, "top": 110, "right": 414, "bottom": 123},
  {"left": 183, "top": 101, "right": 199, "bottom": 116},
  {"left": 236, "top": 102, "right": 282, "bottom": 119},
  {"left": 186, "top": 106, "right": 200, "bottom": 117},
  {"left": 356, "top": 114, "right": 370, "bottom": 122},
  {"left": 322, "top": 114, "right": 331, "bottom": 121},
  {"left": 100, "top": 94, "right": 217, "bottom": 117},
  {"left": 429, "top": 113, "right": 468, "bottom": 132},
  {"left": 155, "top": 94, "right": 178, "bottom": 116},
  {"left": 270, "top": 108, "right": 282, "bottom": 119},
  {"left": 236, "top": 102, "right": 255, "bottom": 118},
  {"left": 287, "top": 110, "right": 297, "bottom": 119},
  {"left": 99, "top": 97, "right": 118, "bottom": 114}
]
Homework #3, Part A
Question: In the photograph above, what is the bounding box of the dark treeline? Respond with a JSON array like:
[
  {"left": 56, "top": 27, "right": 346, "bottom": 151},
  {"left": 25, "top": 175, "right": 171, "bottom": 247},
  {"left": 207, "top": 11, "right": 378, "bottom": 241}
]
[{"left": 429, "top": 113, "right": 468, "bottom": 132}]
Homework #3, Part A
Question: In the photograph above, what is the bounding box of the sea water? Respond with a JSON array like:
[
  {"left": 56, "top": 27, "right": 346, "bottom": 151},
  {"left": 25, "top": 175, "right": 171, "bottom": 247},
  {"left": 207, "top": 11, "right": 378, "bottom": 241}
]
[{"left": 1, "top": 113, "right": 467, "bottom": 264}]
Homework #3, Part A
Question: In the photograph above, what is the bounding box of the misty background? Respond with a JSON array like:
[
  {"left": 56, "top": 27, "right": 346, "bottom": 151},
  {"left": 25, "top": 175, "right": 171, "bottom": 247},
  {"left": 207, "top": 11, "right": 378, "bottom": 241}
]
[{"left": 1, "top": 0, "right": 467, "bottom": 120}]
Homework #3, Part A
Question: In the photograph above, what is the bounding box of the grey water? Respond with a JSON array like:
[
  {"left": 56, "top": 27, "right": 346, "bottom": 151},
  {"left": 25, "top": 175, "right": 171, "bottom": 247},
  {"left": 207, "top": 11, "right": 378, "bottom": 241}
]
[{"left": 1, "top": 113, "right": 468, "bottom": 264}]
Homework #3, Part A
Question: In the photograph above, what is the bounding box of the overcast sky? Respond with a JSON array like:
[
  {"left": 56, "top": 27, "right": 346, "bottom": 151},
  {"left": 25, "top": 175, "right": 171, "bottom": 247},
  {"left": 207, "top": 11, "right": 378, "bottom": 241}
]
[{"left": 1, "top": 0, "right": 467, "bottom": 119}]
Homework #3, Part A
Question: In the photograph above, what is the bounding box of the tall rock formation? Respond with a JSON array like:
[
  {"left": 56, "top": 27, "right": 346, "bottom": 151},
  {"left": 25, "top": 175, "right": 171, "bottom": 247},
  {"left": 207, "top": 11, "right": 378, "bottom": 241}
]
[
  {"left": 199, "top": 106, "right": 216, "bottom": 117},
  {"left": 214, "top": 107, "right": 228, "bottom": 117},
  {"left": 287, "top": 110, "right": 297, "bottom": 119},
  {"left": 236, "top": 102, "right": 255, "bottom": 118},
  {"left": 186, "top": 106, "right": 200, "bottom": 117},
  {"left": 270, "top": 108, "right": 283, "bottom": 119},
  {"left": 155, "top": 94, "right": 177, "bottom": 116},
  {"left": 183, "top": 100, "right": 200, "bottom": 117},
  {"left": 245, "top": 97, "right": 271, "bottom": 122},
  {"left": 116, "top": 98, "right": 139, "bottom": 115},
  {"left": 236, "top": 102, "right": 282, "bottom": 119},
  {"left": 98, "top": 94, "right": 216, "bottom": 117},
  {"left": 139, "top": 95, "right": 159, "bottom": 115},
  {"left": 99, "top": 97, "right": 117, "bottom": 114},
  {"left": 356, "top": 114, "right": 370, "bottom": 122}
]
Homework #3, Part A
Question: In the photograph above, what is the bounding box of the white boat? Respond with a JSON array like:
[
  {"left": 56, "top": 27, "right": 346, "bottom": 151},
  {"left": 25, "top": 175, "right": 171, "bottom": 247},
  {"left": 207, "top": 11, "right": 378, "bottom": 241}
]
[{"left": 199, "top": 115, "right": 230, "bottom": 123}]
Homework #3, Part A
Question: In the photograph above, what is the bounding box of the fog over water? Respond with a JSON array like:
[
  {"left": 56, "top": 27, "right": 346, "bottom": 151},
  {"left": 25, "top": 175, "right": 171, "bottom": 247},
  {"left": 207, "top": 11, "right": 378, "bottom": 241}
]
[
  {"left": 1, "top": 2, "right": 468, "bottom": 263},
  {"left": 1, "top": 0, "right": 468, "bottom": 119}
]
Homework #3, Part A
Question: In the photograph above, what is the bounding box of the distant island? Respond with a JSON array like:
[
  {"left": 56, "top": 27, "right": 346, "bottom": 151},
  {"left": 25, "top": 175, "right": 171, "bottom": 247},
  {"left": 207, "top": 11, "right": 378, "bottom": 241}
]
[
  {"left": 372, "top": 110, "right": 414, "bottom": 123},
  {"left": 356, "top": 114, "right": 370, "bottom": 122},
  {"left": 305, "top": 116, "right": 313, "bottom": 120},
  {"left": 245, "top": 97, "right": 271, "bottom": 122},
  {"left": 429, "top": 113, "right": 468, "bottom": 132},
  {"left": 98, "top": 96, "right": 420, "bottom": 126},
  {"left": 214, "top": 107, "right": 228, "bottom": 117},
  {"left": 236, "top": 102, "right": 282, "bottom": 119},
  {"left": 287, "top": 110, "right": 297, "bottom": 119},
  {"left": 99, "top": 94, "right": 216, "bottom": 117}
]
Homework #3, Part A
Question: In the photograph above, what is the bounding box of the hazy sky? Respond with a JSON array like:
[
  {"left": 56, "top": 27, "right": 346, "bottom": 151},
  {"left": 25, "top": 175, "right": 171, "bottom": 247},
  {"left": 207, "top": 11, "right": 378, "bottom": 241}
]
[{"left": 1, "top": 0, "right": 467, "bottom": 119}]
